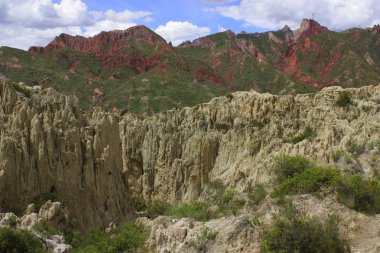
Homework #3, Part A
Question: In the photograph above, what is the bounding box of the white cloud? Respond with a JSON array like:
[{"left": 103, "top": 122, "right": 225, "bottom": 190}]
[
  {"left": 218, "top": 25, "right": 227, "bottom": 32},
  {"left": 83, "top": 20, "right": 137, "bottom": 37},
  {"left": 212, "top": 0, "right": 380, "bottom": 30},
  {"left": 155, "top": 21, "right": 211, "bottom": 46},
  {"left": 0, "top": 0, "right": 152, "bottom": 50}
]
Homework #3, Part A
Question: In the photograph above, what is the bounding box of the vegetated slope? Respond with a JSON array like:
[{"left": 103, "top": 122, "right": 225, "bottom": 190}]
[
  {"left": 1, "top": 20, "right": 378, "bottom": 114},
  {"left": 179, "top": 19, "right": 380, "bottom": 91},
  {"left": 0, "top": 26, "right": 227, "bottom": 114}
]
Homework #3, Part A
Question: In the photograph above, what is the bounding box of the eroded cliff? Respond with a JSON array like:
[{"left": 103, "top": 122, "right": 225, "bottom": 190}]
[{"left": 1, "top": 77, "right": 380, "bottom": 233}]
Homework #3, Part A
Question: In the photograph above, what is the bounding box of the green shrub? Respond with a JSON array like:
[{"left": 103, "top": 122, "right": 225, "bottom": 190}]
[
  {"left": 346, "top": 140, "right": 365, "bottom": 158},
  {"left": 75, "top": 222, "right": 148, "bottom": 253},
  {"left": 273, "top": 155, "right": 312, "bottom": 183},
  {"left": 128, "top": 195, "right": 147, "bottom": 212},
  {"left": 165, "top": 201, "right": 211, "bottom": 221},
  {"left": 12, "top": 83, "right": 32, "bottom": 98},
  {"left": 261, "top": 204, "right": 350, "bottom": 253},
  {"left": 33, "top": 220, "right": 59, "bottom": 237},
  {"left": 291, "top": 126, "right": 317, "bottom": 144},
  {"left": 146, "top": 201, "right": 170, "bottom": 219},
  {"left": 206, "top": 179, "right": 226, "bottom": 203},
  {"left": 332, "top": 150, "right": 345, "bottom": 162},
  {"left": 32, "top": 191, "right": 60, "bottom": 212},
  {"left": 63, "top": 219, "right": 82, "bottom": 248},
  {"left": 273, "top": 167, "right": 341, "bottom": 197},
  {"left": 198, "top": 226, "right": 218, "bottom": 241},
  {"left": 0, "top": 227, "right": 47, "bottom": 253},
  {"left": 247, "top": 183, "right": 267, "bottom": 205},
  {"left": 273, "top": 156, "right": 380, "bottom": 214},
  {"left": 225, "top": 93, "right": 233, "bottom": 101},
  {"left": 336, "top": 174, "right": 380, "bottom": 214},
  {"left": 336, "top": 92, "right": 352, "bottom": 107}
]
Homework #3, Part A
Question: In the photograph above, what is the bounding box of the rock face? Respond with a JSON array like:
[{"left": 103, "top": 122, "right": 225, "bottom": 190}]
[
  {"left": 29, "top": 25, "right": 173, "bottom": 73},
  {"left": 2, "top": 77, "right": 380, "bottom": 232},
  {"left": 0, "top": 80, "right": 129, "bottom": 231}
]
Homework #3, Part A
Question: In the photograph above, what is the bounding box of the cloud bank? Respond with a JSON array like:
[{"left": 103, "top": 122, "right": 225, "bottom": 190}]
[
  {"left": 155, "top": 21, "right": 210, "bottom": 46},
  {"left": 0, "top": 0, "right": 152, "bottom": 49},
  {"left": 213, "top": 0, "right": 380, "bottom": 30}
]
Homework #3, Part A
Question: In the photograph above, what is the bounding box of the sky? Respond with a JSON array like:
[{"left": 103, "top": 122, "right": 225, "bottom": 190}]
[{"left": 0, "top": 0, "right": 379, "bottom": 50}]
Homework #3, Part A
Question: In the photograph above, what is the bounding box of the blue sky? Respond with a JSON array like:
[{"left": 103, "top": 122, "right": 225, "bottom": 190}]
[
  {"left": 0, "top": 0, "right": 379, "bottom": 49},
  {"left": 84, "top": 0, "right": 249, "bottom": 34}
]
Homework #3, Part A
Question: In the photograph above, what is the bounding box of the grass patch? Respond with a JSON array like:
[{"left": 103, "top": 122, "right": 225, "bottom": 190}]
[
  {"left": 0, "top": 227, "right": 47, "bottom": 253},
  {"left": 261, "top": 204, "right": 350, "bottom": 253},
  {"left": 165, "top": 201, "right": 211, "bottom": 221},
  {"left": 74, "top": 222, "right": 148, "bottom": 253},
  {"left": 273, "top": 155, "right": 380, "bottom": 214}
]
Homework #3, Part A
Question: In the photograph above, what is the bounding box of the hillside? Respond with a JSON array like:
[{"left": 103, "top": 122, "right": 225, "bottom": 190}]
[
  {"left": 1, "top": 20, "right": 378, "bottom": 114},
  {"left": 2, "top": 76, "right": 380, "bottom": 252}
]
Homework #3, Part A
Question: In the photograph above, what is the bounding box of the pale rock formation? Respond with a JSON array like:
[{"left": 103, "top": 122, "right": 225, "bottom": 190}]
[{"left": 2, "top": 76, "right": 380, "bottom": 239}]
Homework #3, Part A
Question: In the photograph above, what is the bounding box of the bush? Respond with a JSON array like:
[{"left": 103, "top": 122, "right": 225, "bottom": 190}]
[
  {"left": 336, "top": 92, "right": 352, "bottom": 107},
  {"left": 63, "top": 219, "right": 82, "bottom": 248},
  {"left": 75, "top": 222, "right": 148, "bottom": 253},
  {"left": 261, "top": 204, "right": 350, "bottom": 253},
  {"left": 273, "top": 156, "right": 380, "bottom": 214},
  {"left": 346, "top": 140, "right": 365, "bottom": 158},
  {"left": 332, "top": 149, "right": 345, "bottom": 162},
  {"left": 33, "top": 220, "right": 59, "bottom": 237},
  {"left": 273, "top": 155, "right": 312, "bottom": 183},
  {"left": 291, "top": 126, "right": 317, "bottom": 144},
  {"left": 32, "top": 191, "right": 61, "bottom": 212},
  {"left": 128, "top": 195, "right": 147, "bottom": 212},
  {"left": 12, "top": 83, "right": 32, "bottom": 98},
  {"left": 336, "top": 174, "right": 380, "bottom": 214},
  {"left": 165, "top": 201, "right": 211, "bottom": 221},
  {"left": 273, "top": 167, "right": 341, "bottom": 197},
  {"left": 247, "top": 183, "right": 267, "bottom": 205},
  {"left": 146, "top": 201, "right": 170, "bottom": 219},
  {"left": 0, "top": 227, "right": 47, "bottom": 253}
]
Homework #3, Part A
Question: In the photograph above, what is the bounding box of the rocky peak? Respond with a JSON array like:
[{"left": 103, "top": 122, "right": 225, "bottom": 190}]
[
  {"left": 29, "top": 25, "right": 167, "bottom": 53},
  {"left": 282, "top": 25, "right": 292, "bottom": 33},
  {"left": 294, "top": 19, "right": 328, "bottom": 39}
]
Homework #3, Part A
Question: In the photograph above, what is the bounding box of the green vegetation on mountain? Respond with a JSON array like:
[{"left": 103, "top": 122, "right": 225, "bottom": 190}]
[
  {"left": 273, "top": 155, "right": 380, "bottom": 214},
  {"left": 0, "top": 227, "right": 47, "bottom": 253},
  {"left": 1, "top": 20, "right": 379, "bottom": 114},
  {"left": 261, "top": 203, "right": 350, "bottom": 253}
]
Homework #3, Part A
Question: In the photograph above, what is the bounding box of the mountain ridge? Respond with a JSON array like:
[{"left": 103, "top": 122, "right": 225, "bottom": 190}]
[{"left": 0, "top": 19, "right": 379, "bottom": 114}]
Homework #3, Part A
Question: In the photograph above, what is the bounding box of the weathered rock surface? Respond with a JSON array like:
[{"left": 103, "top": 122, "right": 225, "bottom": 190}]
[
  {"left": 0, "top": 80, "right": 129, "bottom": 231},
  {"left": 2, "top": 76, "right": 380, "bottom": 237}
]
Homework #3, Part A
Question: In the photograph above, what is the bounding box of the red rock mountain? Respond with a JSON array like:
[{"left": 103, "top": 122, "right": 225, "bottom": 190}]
[{"left": 1, "top": 20, "right": 379, "bottom": 113}]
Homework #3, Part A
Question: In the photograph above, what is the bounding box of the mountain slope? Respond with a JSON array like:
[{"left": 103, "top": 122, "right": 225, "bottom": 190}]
[
  {"left": 0, "top": 20, "right": 379, "bottom": 114},
  {"left": 180, "top": 19, "right": 380, "bottom": 89}
]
